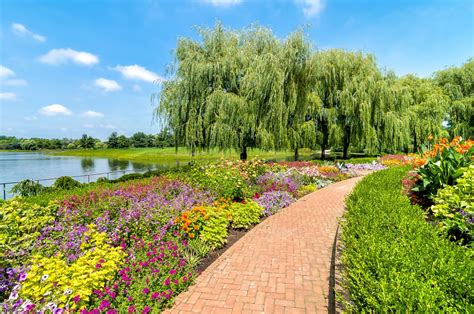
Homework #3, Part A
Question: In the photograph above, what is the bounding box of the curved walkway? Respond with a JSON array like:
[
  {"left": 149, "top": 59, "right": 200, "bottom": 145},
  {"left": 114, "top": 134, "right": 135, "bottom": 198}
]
[{"left": 167, "top": 176, "right": 364, "bottom": 314}]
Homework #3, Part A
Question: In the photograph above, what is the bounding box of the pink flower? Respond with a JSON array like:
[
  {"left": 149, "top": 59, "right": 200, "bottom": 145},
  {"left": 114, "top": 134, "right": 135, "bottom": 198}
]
[
  {"left": 151, "top": 292, "right": 160, "bottom": 300},
  {"left": 183, "top": 276, "right": 188, "bottom": 282},
  {"left": 169, "top": 269, "right": 177, "bottom": 275},
  {"left": 128, "top": 306, "right": 136, "bottom": 313},
  {"left": 95, "top": 263, "right": 102, "bottom": 269},
  {"left": 142, "top": 288, "right": 150, "bottom": 295},
  {"left": 164, "top": 278, "right": 170, "bottom": 286},
  {"left": 99, "top": 299, "right": 110, "bottom": 311},
  {"left": 73, "top": 294, "right": 81, "bottom": 304},
  {"left": 142, "top": 306, "right": 151, "bottom": 314}
]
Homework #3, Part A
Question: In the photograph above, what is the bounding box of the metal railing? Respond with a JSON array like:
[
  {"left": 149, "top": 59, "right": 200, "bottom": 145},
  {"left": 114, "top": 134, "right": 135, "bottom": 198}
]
[{"left": 1, "top": 169, "right": 153, "bottom": 200}]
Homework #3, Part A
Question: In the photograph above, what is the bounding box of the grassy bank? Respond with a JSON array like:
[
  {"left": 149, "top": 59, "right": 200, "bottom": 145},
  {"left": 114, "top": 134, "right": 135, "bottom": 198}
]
[
  {"left": 340, "top": 167, "right": 473, "bottom": 311},
  {"left": 49, "top": 147, "right": 317, "bottom": 164}
]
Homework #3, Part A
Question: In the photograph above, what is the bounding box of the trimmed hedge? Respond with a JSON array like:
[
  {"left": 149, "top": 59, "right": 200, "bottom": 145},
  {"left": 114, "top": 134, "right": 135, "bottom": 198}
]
[{"left": 340, "top": 166, "right": 473, "bottom": 312}]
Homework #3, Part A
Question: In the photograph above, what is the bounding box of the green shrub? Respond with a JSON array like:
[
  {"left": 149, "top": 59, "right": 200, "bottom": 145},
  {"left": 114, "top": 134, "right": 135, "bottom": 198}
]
[
  {"left": 188, "top": 163, "right": 249, "bottom": 200},
  {"left": 0, "top": 200, "right": 57, "bottom": 267},
  {"left": 53, "top": 176, "right": 82, "bottom": 190},
  {"left": 297, "top": 184, "right": 317, "bottom": 197},
  {"left": 199, "top": 207, "right": 229, "bottom": 249},
  {"left": 340, "top": 167, "right": 473, "bottom": 311},
  {"left": 112, "top": 173, "right": 143, "bottom": 183},
  {"left": 10, "top": 179, "right": 45, "bottom": 197},
  {"left": 229, "top": 200, "right": 263, "bottom": 229},
  {"left": 431, "top": 165, "right": 473, "bottom": 245},
  {"left": 96, "top": 176, "right": 109, "bottom": 183}
]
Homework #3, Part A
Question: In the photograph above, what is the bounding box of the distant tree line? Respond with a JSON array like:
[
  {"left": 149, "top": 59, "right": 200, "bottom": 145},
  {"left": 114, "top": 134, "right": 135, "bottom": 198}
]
[
  {"left": 0, "top": 129, "right": 174, "bottom": 150},
  {"left": 155, "top": 23, "right": 473, "bottom": 160}
]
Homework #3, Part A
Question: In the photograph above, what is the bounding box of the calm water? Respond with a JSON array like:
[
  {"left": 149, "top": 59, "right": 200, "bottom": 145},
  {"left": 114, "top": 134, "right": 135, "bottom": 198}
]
[{"left": 0, "top": 152, "right": 163, "bottom": 199}]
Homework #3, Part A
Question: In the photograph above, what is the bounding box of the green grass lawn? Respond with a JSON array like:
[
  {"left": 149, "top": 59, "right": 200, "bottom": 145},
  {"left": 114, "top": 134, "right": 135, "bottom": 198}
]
[{"left": 49, "top": 147, "right": 317, "bottom": 165}]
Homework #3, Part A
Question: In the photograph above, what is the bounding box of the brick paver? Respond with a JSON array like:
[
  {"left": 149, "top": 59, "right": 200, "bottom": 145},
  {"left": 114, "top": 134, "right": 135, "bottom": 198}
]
[{"left": 166, "top": 176, "right": 363, "bottom": 314}]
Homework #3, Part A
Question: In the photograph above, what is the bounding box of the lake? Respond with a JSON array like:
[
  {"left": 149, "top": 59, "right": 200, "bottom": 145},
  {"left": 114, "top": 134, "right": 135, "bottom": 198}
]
[{"left": 0, "top": 152, "right": 162, "bottom": 200}]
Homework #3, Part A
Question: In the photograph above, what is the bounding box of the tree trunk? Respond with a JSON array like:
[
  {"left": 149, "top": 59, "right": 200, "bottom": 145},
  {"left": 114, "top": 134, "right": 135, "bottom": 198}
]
[
  {"left": 413, "top": 131, "right": 417, "bottom": 153},
  {"left": 342, "top": 127, "right": 351, "bottom": 159},
  {"left": 320, "top": 120, "right": 329, "bottom": 160},
  {"left": 343, "top": 143, "right": 349, "bottom": 159},
  {"left": 240, "top": 145, "right": 247, "bottom": 160},
  {"left": 294, "top": 148, "right": 299, "bottom": 161}
]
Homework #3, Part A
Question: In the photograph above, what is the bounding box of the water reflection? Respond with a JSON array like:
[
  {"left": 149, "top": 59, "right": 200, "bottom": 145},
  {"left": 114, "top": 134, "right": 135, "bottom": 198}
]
[
  {"left": 80, "top": 158, "right": 95, "bottom": 172},
  {"left": 131, "top": 161, "right": 152, "bottom": 172},
  {"left": 108, "top": 159, "right": 130, "bottom": 171}
]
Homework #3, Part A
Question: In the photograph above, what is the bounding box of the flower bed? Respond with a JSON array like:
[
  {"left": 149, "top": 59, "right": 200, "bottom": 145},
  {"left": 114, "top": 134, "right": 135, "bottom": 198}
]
[
  {"left": 403, "top": 137, "right": 473, "bottom": 245},
  {"left": 0, "top": 159, "right": 375, "bottom": 312}
]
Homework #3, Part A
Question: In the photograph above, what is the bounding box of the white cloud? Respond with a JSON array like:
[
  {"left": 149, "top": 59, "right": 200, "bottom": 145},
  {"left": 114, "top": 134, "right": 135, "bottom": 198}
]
[
  {"left": 202, "top": 0, "right": 242, "bottom": 6},
  {"left": 84, "top": 123, "right": 94, "bottom": 128},
  {"left": 24, "top": 116, "right": 37, "bottom": 121},
  {"left": 11, "top": 23, "right": 46, "bottom": 42},
  {"left": 95, "top": 78, "right": 122, "bottom": 92},
  {"left": 3, "top": 79, "right": 28, "bottom": 87},
  {"left": 82, "top": 110, "right": 104, "bottom": 118},
  {"left": 39, "top": 48, "right": 99, "bottom": 66},
  {"left": 113, "top": 65, "right": 164, "bottom": 83},
  {"left": 0, "top": 65, "right": 15, "bottom": 78},
  {"left": 101, "top": 124, "right": 117, "bottom": 129},
  {"left": 39, "top": 104, "right": 72, "bottom": 116},
  {"left": 295, "top": 0, "right": 324, "bottom": 17},
  {"left": 132, "top": 84, "right": 142, "bottom": 92},
  {"left": 0, "top": 92, "right": 16, "bottom": 101}
]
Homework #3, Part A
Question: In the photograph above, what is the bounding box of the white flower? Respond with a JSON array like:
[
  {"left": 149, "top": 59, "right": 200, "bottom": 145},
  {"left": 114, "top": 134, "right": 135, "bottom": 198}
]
[
  {"left": 8, "top": 291, "right": 18, "bottom": 300},
  {"left": 41, "top": 274, "right": 49, "bottom": 281},
  {"left": 64, "top": 288, "right": 73, "bottom": 295},
  {"left": 43, "top": 290, "right": 52, "bottom": 296},
  {"left": 46, "top": 302, "right": 57, "bottom": 309}
]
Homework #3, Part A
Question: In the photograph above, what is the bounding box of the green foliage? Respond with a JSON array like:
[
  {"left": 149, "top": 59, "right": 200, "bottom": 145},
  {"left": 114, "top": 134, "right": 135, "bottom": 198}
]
[
  {"left": 340, "top": 167, "right": 473, "bottom": 311},
  {"left": 199, "top": 207, "right": 229, "bottom": 249},
  {"left": 434, "top": 59, "right": 474, "bottom": 138},
  {"left": 297, "top": 184, "right": 317, "bottom": 197},
  {"left": 413, "top": 144, "right": 473, "bottom": 198},
  {"left": 0, "top": 200, "right": 57, "bottom": 267},
  {"left": 11, "top": 179, "right": 45, "bottom": 197},
  {"left": 188, "top": 162, "right": 249, "bottom": 200},
  {"left": 112, "top": 173, "right": 144, "bottom": 183},
  {"left": 53, "top": 176, "right": 82, "bottom": 190},
  {"left": 20, "top": 226, "right": 126, "bottom": 309},
  {"left": 229, "top": 200, "right": 263, "bottom": 229},
  {"left": 431, "top": 165, "right": 474, "bottom": 245}
]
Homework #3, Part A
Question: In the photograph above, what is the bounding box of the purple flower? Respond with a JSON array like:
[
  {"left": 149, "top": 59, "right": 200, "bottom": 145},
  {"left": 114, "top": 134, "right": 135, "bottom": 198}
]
[
  {"left": 99, "top": 299, "right": 110, "bottom": 311},
  {"left": 73, "top": 295, "right": 81, "bottom": 304},
  {"left": 18, "top": 272, "right": 27, "bottom": 282}
]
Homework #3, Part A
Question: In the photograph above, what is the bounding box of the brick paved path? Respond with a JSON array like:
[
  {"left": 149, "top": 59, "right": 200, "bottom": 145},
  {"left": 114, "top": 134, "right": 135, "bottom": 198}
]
[{"left": 167, "top": 176, "right": 363, "bottom": 314}]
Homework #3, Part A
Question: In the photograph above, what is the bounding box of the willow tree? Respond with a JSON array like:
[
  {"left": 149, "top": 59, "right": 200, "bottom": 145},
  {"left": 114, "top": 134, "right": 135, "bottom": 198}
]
[
  {"left": 434, "top": 59, "right": 474, "bottom": 138},
  {"left": 312, "top": 50, "right": 382, "bottom": 159},
  {"left": 156, "top": 24, "right": 288, "bottom": 160},
  {"left": 373, "top": 71, "right": 412, "bottom": 153},
  {"left": 400, "top": 75, "right": 449, "bottom": 152},
  {"left": 280, "top": 31, "right": 315, "bottom": 160}
]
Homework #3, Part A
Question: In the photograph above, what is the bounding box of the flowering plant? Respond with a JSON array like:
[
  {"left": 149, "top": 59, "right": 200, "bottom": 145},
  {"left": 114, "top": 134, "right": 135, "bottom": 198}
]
[{"left": 254, "top": 191, "right": 295, "bottom": 216}]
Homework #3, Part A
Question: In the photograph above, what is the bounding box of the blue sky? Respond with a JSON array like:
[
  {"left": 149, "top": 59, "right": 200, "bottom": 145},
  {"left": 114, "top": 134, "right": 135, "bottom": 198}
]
[{"left": 1, "top": 0, "right": 473, "bottom": 139}]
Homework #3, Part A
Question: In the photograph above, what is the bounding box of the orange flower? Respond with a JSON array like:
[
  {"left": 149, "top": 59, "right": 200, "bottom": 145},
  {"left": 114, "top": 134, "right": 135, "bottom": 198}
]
[
  {"left": 188, "top": 233, "right": 195, "bottom": 239},
  {"left": 427, "top": 134, "right": 433, "bottom": 141}
]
